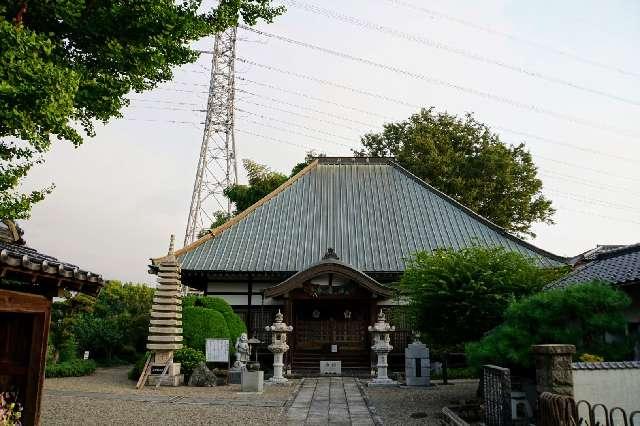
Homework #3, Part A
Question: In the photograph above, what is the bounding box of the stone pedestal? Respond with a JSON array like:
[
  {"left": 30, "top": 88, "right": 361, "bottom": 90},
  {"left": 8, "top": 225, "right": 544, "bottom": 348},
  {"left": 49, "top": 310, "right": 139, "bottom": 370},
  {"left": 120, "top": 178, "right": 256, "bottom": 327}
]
[
  {"left": 241, "top": 370, "right": 264, "bottom": 392},
  {"left": 532, "top": 344, "right": 575, "bottom": 396},
  {"left": 265, "top": 310, "right": 293, "bottom": 384},
  {"left": 228, "top": 370, "right": 242, "bottom": 384},
  {"left": 405, "top": 341, "right": 430, "bottom": 386},
  {"left": 368, "top": 310, "right": 397, "bottom": 387}
]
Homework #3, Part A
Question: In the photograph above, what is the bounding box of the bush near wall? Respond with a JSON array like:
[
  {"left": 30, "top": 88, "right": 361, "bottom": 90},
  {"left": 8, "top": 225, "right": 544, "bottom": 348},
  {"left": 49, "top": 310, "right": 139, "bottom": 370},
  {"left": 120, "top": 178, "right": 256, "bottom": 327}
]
[
  {"left": 184, "top": 296, "right": 247, "bottom": 351},
  {"left": 466, "top": 281, "right": 633, "bottom": 370},
  {"left": 174, "top": 347, "right": 206, "bottom": 379},
  {"left": 45, "top": 359, "right": 97, "bottom": 378},
  {"left": 183, "top": 307, "right": 230, "bottom": 352}
]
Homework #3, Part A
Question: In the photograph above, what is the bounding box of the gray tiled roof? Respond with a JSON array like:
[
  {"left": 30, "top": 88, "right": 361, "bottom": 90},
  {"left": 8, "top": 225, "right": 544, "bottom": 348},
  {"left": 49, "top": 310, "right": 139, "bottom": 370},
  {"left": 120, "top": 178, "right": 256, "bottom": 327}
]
[
  {"left": 546, "top": 244, "right": 640, "bottom": 290},
  {"left": 180, "top": 157, "right": 565, "bottom": 272}
]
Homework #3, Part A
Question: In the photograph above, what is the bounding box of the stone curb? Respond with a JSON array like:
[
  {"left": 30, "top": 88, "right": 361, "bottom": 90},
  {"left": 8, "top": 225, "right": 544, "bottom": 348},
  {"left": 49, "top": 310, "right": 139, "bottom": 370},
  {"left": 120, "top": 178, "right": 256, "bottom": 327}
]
[
  {"left": 283, "top": 377, "right": 305, "bottom": 412},
  {"left": 355, "top": 379, "right": 384, "bottom": 425}
]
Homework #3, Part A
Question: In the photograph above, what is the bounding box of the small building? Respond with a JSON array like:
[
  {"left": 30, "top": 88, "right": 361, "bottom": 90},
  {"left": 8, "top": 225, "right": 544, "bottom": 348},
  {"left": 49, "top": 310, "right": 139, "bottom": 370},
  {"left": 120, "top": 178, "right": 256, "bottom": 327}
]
[
  {"left": 153, "top": 157, "right": 564, "bottom": 373},
  {"left": 546, "top": 243, "right": 640, "bottom": 359},
  {"left": 0, "top": 220, "right": 103, "bottom": 425}
]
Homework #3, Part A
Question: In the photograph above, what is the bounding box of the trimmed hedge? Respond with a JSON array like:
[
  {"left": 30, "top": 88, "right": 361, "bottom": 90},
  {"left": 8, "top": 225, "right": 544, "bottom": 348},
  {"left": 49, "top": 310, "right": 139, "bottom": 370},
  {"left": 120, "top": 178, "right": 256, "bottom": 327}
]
[
  {"left": 45, "top": 359, "right": 97, "bottom": 378},
  {"left": 186, "top": 296, "right": 247, "bottom": 352},
  {"left": 183, "top": 307, "right": 229, "bottom": 352}
]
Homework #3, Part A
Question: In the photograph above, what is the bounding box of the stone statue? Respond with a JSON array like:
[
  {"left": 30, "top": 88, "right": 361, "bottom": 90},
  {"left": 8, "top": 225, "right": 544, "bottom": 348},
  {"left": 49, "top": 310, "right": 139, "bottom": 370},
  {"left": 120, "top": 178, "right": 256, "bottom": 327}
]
[{"left": 233, "top": 333, "right": 251, "bottom": 369}]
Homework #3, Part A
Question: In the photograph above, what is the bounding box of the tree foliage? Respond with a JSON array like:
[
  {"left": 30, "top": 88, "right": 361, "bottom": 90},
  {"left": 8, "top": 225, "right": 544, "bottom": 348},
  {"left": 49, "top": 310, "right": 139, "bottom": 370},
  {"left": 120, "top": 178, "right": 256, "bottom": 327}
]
[
  {"left": 183, "top": 295, "right": 247, "bottom": 352},
  {"left": 0, "top": 0, "right": 285, "bottom": 219},
  {"left": 356, "top": 108, "right": 554, "bottom": 237},
  {"left": 466, "top": 282, "right": 634, "bottom": 369},
  {"left": 51, "top": 281, "right": 154, "bottom": 363},
  {"left": 224, "top": 159, "right": 288, "bottom": 214},
  {"left": 401, "top": 246, "right": 566, "bottom": 351}
]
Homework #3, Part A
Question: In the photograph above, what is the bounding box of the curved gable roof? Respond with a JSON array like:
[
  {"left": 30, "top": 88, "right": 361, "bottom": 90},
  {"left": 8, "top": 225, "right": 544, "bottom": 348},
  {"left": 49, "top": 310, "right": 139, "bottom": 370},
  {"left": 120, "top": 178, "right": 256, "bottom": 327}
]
[{"left": 167, "top": 157, "right": 565, "bottom": 272}]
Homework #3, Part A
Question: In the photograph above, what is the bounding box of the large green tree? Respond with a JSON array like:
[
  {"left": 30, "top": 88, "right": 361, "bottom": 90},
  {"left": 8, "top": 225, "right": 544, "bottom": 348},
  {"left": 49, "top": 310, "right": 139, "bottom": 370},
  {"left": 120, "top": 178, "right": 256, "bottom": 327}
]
[
  {"left": 1, "top": 0, "right": 284, "bottom": 219},
  {"left": 466, "top": 281, "right": 633, "bottom": 369},
  {"left": 224, "top": 159, "right": 288, "bottom": 214},
  {"left": 356, "top": 108, "right": 554, "bottom": 238},
  {"left": 401, "top": 246, "right": 568, "bottom": 351}
]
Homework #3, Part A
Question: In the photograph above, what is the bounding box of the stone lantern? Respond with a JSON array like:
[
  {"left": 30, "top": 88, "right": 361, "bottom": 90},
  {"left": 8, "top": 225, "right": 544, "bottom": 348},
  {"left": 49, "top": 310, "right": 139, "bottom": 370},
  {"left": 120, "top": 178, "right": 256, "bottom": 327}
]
[
  {"left": 265, "top": 310, "right": 293, "bottom": 384},
  {"left": 368, "top": 309, "right": 397, "bottom": 386}
]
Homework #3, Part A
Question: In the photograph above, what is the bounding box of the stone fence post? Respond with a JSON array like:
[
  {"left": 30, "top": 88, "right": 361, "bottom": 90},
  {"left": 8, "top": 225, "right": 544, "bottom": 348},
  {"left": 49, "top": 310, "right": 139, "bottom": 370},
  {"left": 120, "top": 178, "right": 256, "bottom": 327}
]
[{"left": 531, "top": 344, "right": 575, "bottom": 396}]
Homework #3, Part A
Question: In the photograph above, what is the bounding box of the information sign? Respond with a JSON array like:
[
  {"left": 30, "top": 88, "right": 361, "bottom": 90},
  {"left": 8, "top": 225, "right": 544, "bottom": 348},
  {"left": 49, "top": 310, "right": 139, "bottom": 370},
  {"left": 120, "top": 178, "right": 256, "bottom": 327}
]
[{"left": 206, "top": 338, "right": 230, "bottom": 363}]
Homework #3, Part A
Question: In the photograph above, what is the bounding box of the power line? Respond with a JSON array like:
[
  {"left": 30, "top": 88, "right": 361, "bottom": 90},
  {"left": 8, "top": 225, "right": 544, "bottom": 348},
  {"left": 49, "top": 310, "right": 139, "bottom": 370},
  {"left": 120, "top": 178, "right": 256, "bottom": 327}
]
[
  {"left": 236, "top": 128, "right": 322, "bottom": 151},
  {"left": 241, "top": 117, "right": 353, "bottom": 148},
  {"left": 236, "top": 88, "right": 379, "bottom": 127},
  {"left": 239, "top": 25, "right": 640, "bottom": 141},
  {"left": 237, "top": 76, "right": 390, "bottom": 119},
  {"left": 284, "top": 0, "right": 639, "bottom": 106},
  {"left": 233, "top": 63, "right": 638, "bottom": 165},
  {"left": 237, "top": 98, "right": 368, "bottom": 132},
  {"left": 381, "top": 0, "right": 640, "bottom": 79},
  {"left": 236, "top": 108, "right": 358, "bottom": 145}
]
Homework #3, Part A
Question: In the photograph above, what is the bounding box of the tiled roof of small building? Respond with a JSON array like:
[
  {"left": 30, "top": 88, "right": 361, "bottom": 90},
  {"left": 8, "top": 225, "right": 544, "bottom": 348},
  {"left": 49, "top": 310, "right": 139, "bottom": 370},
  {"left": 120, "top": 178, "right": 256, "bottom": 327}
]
[
  {"left": 572, "top": 361, "right": 640, "bottom": 370},
  {"left": 0, "top": 240, "right": 103, "bottom": 296},
  {"left": 546, "top": 243, "right": 640, "bottom": 290},
  {"left": 171, "top": 157, "right": 565, "bottom": 273}
]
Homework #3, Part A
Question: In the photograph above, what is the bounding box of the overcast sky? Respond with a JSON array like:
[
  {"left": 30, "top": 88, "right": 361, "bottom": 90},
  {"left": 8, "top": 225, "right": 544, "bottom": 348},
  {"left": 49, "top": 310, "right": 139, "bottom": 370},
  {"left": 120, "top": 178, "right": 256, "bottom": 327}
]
[{"left": 20, "top": 0, "right": 640, "bottom": 284}]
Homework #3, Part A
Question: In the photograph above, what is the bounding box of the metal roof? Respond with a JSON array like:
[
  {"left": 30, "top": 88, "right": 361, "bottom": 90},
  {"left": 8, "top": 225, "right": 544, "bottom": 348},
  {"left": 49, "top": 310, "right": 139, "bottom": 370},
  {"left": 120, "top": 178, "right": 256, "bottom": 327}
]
[
  {"left": 179, "top": 157, "right": 565, "bottom": 272},
  {"left": 546, "top": 243, "right": 640, "bottom": 290}
]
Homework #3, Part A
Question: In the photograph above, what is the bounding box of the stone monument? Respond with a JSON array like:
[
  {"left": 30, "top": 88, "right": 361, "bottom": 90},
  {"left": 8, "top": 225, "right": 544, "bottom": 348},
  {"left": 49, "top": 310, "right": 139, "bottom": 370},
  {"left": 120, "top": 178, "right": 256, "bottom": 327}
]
[
  {"left": 265, "top": 310, "right": 293, "bottom": 384},
  {"left": 145, "top": 235, "right": 184, "bottom": 386},
  {"left": 405, "top": 335, "right": 430, "bottom": 386},
  {"left": 368, "top": 309, "right": 397, "bottom": 386}
]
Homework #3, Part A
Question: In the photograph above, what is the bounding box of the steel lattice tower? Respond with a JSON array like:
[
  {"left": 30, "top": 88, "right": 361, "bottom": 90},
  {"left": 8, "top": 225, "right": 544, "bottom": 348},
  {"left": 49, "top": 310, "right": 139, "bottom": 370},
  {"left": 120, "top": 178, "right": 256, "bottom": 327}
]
[{"left": 184, "top": 27, "right": 238, "bottom": 247}]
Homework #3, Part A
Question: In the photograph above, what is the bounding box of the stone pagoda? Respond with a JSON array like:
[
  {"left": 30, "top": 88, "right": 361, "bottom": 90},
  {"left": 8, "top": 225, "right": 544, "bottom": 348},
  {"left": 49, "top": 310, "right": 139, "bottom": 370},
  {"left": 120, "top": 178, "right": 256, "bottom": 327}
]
[{"left": 145, "top": 235, "right": 184, "bottom": 386}]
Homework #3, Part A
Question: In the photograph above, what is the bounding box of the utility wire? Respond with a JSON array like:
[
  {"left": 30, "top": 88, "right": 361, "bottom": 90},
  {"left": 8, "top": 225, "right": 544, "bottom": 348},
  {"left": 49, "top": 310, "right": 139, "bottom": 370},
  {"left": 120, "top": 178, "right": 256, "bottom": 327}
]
[
  {"left": 380, "top": 0, "right": 640, "bottom": 79},
  {"left": 236, "top": 108, "right": 358, "bottom": 144},
  {"left": 284, "top": 0, "right": 639, "bottom": 106},
  {"left": 239, "top": 25, "right": 640, "bottom": 140}
]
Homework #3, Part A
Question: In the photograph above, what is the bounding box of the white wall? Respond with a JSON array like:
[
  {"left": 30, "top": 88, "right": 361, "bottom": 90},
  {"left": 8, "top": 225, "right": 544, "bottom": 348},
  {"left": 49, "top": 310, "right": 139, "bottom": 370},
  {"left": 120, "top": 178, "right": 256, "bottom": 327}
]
[{"left": 573, "top": 367, "right": 640, "bottom": 415}]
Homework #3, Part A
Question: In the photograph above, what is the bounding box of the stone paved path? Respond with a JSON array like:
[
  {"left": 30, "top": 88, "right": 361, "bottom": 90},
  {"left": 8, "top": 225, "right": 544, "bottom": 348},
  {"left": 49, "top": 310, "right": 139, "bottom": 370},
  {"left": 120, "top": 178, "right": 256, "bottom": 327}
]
[{"left": 286, "top": 377, "right": 375, "bottom": 425}]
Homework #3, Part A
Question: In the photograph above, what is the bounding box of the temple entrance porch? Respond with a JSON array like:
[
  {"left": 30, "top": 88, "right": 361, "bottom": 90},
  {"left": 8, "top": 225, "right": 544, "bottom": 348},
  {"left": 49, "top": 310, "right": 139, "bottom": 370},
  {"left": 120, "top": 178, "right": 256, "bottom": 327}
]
[{"left": 289, "top": 298, "right": 373, "bottom": 374}]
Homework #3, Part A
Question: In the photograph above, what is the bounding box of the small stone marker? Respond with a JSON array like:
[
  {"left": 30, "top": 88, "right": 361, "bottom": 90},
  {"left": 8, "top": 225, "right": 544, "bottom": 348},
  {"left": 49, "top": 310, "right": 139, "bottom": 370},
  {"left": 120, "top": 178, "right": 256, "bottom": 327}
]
[
  {"left": 241, "top": 370, "right": 264, "bottom": 392},
  {"left": 405, "top": 339, "right": 430, "bottom": 386},
  {"left": 320, "top": 361, "right": 341, "bottom": 375},
  {"left": 83, "top": 351, "right": 89, "bottom": 360}
]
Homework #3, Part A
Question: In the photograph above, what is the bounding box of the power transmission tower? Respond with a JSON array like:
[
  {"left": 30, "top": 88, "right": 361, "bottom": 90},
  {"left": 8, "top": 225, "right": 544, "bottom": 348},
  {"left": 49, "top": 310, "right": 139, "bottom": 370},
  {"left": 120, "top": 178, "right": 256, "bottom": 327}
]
[{"left": 184, "top": 27, "right": 239, "bottom": 247}]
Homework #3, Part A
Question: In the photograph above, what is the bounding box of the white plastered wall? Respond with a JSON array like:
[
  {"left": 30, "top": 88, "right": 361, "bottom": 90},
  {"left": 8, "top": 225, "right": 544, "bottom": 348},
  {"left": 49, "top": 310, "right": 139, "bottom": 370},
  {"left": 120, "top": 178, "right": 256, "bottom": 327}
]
[{"left": 573, "top": 367, "right": 640, "bottom": 415}]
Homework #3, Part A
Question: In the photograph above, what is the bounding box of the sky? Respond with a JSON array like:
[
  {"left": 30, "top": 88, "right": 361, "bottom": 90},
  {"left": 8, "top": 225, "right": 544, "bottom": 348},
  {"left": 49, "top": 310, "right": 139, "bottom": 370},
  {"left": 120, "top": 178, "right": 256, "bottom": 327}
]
[{"left": 19, "top": 0, "right": 640, "bottom": 284}]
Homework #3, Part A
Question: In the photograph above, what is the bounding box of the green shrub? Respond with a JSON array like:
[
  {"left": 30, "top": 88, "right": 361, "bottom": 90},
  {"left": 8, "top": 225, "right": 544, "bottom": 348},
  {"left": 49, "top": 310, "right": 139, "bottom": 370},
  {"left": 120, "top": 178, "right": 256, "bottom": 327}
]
[
  {"left": 183, "top": 307, "right": 229, "bottom": 351},
  {"left": 189, "top": 296, "right": 247, "bottom": 352},
  {"left": 174, "top": 347, "right": 206, "bottom": 378},
  {"left": 128, "top": 352, "right": 150, "bottom": 381},
  {"left": 58, "top": 335, "right": 78, "bottom": 362},
  {"left": 401, "top": 246, "right": 563, "bottom": 351},
  {"left": 431, "top": 367, "right": 478, "bottom": 380},
  {"left": 45, "top": 359, "right": 97, "bottom": 378},
  {"left": 182, "top": 295, "right": 197, "bottom": 308},
  {"left": 466, "top": 281, "right": 633, "bottom": 370}
]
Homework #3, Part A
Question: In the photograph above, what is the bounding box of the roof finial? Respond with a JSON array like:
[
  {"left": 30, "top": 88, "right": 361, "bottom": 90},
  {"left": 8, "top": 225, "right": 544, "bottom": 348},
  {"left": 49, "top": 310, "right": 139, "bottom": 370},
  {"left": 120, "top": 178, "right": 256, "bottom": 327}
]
[
  {"left": 168, "top": 234, "right": 175, "bottom": 255},
  {"left": 322, "top": 248, "right": 339, "bottom": 260}
]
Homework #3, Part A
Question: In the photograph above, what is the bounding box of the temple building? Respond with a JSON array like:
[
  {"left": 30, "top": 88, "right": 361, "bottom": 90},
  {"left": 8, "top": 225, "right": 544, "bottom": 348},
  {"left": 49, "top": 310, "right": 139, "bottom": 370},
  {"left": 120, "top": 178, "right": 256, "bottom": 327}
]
[{"left": 152, "top": 157, "right": 564, "bottom": 372}]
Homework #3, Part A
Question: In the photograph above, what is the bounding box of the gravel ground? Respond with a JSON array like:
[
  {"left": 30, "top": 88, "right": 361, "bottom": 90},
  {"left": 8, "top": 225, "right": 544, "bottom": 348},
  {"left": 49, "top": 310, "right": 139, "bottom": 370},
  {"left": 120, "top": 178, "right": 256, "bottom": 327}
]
[
  {"left": 364, "top": 379, "right": 479, "bottom": 425},
  {"left": 41, "top": 366, "right": 299, "bottom": 426}
]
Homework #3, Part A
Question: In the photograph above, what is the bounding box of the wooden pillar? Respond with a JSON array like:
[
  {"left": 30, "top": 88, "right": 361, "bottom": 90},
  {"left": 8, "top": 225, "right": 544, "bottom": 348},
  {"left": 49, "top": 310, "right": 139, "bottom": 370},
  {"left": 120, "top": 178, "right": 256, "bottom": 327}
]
[{"left": 247, "top": 273, "right": 253, "bottom": 334}]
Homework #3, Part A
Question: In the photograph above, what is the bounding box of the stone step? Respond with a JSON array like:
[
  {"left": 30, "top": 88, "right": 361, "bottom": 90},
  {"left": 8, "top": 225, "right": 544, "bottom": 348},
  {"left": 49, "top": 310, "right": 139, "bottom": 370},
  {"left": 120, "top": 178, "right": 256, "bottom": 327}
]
[
  {"left": 151, "top": 311, "right": 182, "bottom": 319},
  {"left": 148, "top": 335, "right": 183, "bottom": 343},
  {"left": 150, "top": 319, "right": 182, "bottom": 326},
  {"left": 148, "top": 326, "right": 183, "bottom": 334}
]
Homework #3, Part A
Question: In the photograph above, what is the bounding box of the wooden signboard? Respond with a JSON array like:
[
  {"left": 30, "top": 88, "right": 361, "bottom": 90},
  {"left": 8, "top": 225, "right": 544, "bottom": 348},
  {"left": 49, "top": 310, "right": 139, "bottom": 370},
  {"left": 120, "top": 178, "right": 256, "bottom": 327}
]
[{"left": 206, "top": 338, "right": 229, "bottom": 363}]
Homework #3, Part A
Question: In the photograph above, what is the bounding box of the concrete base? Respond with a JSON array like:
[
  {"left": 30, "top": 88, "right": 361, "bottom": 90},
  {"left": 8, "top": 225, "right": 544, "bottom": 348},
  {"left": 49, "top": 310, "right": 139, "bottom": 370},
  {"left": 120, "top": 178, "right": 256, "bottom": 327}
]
[
  {"left": 228, "top": 370, "right": 242, "bottom": 384},
  {"left": 367, "top": 378, "right": 398, "bottom": 387},
  {"left": 147, "top": 374, "right": 184, "bottom": 387},
  {"left": 241, "top": 370, "right": 264, "bottom": 392},
  {"left": 406, "top": 376, "right": 430, "bottom": 387},
  {"left": 267, "top": 377, "right": 289, "bottom": 385}
]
